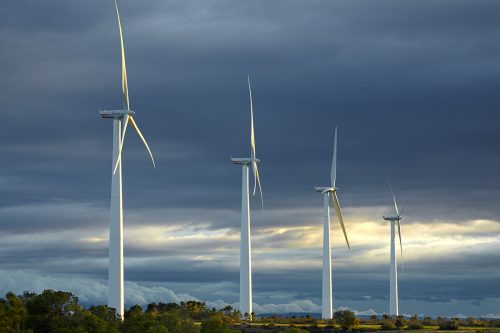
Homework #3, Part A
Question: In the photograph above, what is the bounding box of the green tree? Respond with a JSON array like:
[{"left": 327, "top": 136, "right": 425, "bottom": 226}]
[
  {"left": 422, "top": 316, "right": 434, "bottom": 326},
  {"left": 201, "top": 315, "right": 226, "bottom": 333},
  {"left": 0, "top": 292, "right": 28, "bottom": 333},
  {"left": 465, "top": 317, "right": 485, "bottom": 327},
  {"left": 89, "top": 305, "right": 121, "bottom": 329},
  {"left": 222, "top": 305, "right": 233, "bottom": 313},
  {"left": 334, "top": 310, "right": 358, "bottom": 330},
  {"left": 122, "top": 305, "right": 169, "bottom": 333},
  {"left": 395, "top": 316, "right": 407, "bottom": 329},
  {"left": 158, "top": 310, "right": 197, "bottom": 333},
  {"left": 22, "top": 290, "right": 80, "bottom": 333},
  {"left": 201, "top": 314, "right": 237, "bottom": 333},
  {"left": 438, "top": 318, "right": 459, "bottom": 330},
  {"left": 51, "top": 308, "right": 120, "bottom": 333}
]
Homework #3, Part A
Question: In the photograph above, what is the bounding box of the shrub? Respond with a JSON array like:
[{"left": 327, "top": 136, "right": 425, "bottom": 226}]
[
  {"left": 380, "top": 322, "right": 396, "bottom": 330},
  {"left": 422, "top": 316, "right": 434, "bottom": 326},
  {"left": 408, "top": 321, "right": 424, "bottom": 330},
  {"left": 438, "top": 319, "right": 459, "bottom": 330},
  {"left": 279, "top": 328, "right": 309, "bottom": 333},
  {"left": 395, "top": 317, "right": 407, "bottom": 329},
  {"left": 408, "top": 322, "right": 424, "bottom": 330}
]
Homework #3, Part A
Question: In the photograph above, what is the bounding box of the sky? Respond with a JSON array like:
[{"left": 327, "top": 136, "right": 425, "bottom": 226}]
[{"left": 0, "top": 0, "right": 499, "bottom": 318}]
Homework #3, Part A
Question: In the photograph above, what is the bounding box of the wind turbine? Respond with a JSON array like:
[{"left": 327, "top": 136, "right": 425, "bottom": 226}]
[
  {"left": 231, "top": 75, "right": 263, "bottom": 319},
  {"left": 382, "top": 184, "right": 403, "bottom": 316},
  {"left": 99, "top": 0, "right": 155, "bottom": 317},
  {"left": 315, "top": 127, "right": 350, "bottom": 320}
]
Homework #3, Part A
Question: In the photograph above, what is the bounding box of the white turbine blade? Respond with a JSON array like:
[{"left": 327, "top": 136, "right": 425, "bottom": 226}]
[
  {"left": 129, "top": 116, "right": 156, "bottom": 167},
  {"left": 331, "top": 127, "right": 337, "bottom": 188},
  {"left": 248, "top": 75, "right": 255, "bottom": 159},
  {"left": 389, "top": 183, "right": 400, "bottom": 216},
  {"left": 112, "top": 114, "right": 130, "bottom": 174},
  {"left": 247, "top": 75, "right": 263, "bottom": 206},
  {"left": 248, "top": 74, "right": 258, "bottom": 195},
  {"left": 397, "top": 219, "right": 403, "bottom": 256},
  {"left": 332, "top": 191, "right": 350, "bottom": 250},
  {"left": 114, "top": 0, "right": 130, "bottom": 111},
  {"left": 252, "top": 160, "right": 264, "bottom": 208},
  {"left": 397, "top": 218, "right": 404, "bottom": 276}
]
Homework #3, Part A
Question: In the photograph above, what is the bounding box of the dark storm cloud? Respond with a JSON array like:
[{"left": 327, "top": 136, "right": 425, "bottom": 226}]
[
  {"left": 0, "top": 0, "right": 497, "bottom": 220},
  {"left": 1, "top": 0, "right": 500, "bottom": 316}
]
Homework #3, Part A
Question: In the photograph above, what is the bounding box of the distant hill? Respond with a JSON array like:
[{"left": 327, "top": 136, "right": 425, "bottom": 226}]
[
  {"left": 257, "top": 312, "right": 322, "bottom": 319},
  {"left": 257, "top": 312, "right": 377, "bottom": 319}
]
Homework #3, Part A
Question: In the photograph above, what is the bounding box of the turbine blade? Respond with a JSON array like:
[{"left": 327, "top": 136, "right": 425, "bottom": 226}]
[
  {"left": 331, "top": 127, "right": 337, "bottom": 188},
  {"left": 113, "top": 114, "right": 130, "bottom": 174},
  {"left": 398, "top": 218, "right": 404, "bottom": 276},
  {"left": 114, "top": 0, "right": 130, "bottom": 111},
  {"left": 248, "top": 75, "right": 255, "bottom": 158},
  {"left": 248, "top": 75, "right": 257, "bottom": 195},
  {"left": 129, "top": 116, "right": 155, "bottom": 167},
  {"left": 252, "top": 160, "right": 264, "bottom": 208},
  {"left": 397, "top": 218, "right": 403, "bottom": 257},
  {"left": 332, "top": 191, "right": 350, "bottom": 250},
  {"left": 389, "top": 183, "right": 400, "bottom": 216}
]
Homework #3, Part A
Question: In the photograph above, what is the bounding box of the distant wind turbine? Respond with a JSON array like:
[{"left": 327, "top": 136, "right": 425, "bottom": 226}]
[
  {"left": 99, "top": 0, "right": 155, "bottom": 317},
  {"left": 315, "top": 128, "right": 350, "bottom": 320},
  {"left": 383, "top": 184, "right": 404, "bottom": 316},
  {"left": 231, "top": 75, "right": 263, "bottom": 319}
]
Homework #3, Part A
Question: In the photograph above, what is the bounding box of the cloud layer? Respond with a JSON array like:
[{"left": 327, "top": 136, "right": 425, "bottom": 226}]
[{"left": 0, "top": 0, "right": 499, "bottom": 317}]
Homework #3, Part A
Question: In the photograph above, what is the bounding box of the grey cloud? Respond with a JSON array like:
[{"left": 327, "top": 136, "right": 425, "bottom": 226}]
[{"left": 0, "top": 202, "right": 107, "bottom": 233}]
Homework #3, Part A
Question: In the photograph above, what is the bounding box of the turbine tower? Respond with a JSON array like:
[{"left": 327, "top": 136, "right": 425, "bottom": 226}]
[
  {"left": 383, "top": 185, "right": 403, "bottom": 316},
  {"left": 99, "top": 0, "right": 155, "bottom": 317},
  {"left": 315, "top": 128, "right": 350, "bottom": 320},
  {"left": 231, "top": 75, "right": 263, "bottom": 319}
]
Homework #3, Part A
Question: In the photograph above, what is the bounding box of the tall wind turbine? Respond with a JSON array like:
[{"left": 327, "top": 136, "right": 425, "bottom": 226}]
[
  {"left": 99, "top": 0, "right": 155, "bottom": 317},
  {"left": 383, "top": 185, "right": 403, "bottom": 316},
  {"left": 315, "top": 128, "right": 350, "bottom": 320},
  {"left": 231, "top": 75, "right": 263, "bottom": 319}
]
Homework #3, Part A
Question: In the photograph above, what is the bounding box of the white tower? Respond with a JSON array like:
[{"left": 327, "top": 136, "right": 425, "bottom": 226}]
[
  {"left": 232, "top": 158, "right": 254, "bottom": 317},
  {"left": 100, "top": 0, "right": 155, "bottom": 317},
  {"left": 389, "top": 220, "right": 398, "bottom": 315},
  {"left": 383, "top": 185, "right": 404, "bottom": 316},
  {"left": 315, "top": 128, "right": 350, "bottom": 319},
  {"left": 231, "top": 76, "right": 263, "bottom": 319},
  {"left": 321, "top": 192, "right": 333, "bottom": 319},
  {"left": 108, "top": 114, "right": 124, "bottom": 316}
]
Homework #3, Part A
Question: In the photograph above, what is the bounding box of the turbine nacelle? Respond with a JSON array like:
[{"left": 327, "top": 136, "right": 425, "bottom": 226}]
[
  {"left": 231, "top": 157, "right": 260, "bottom": 165},
  {"left": 314, "top": 186, "right": 337, "bottom": 193},
  {"left": 99, "top": 109, "right": 135, "bottom": 119},
  {"left": 383, "top": 216, "right": 402, "bottom": 221}
]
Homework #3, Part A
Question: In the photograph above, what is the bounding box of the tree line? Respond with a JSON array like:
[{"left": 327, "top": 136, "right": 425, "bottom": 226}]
[
  {"left": 1, "top": 290, "right": 500, "bottom": 333},
  {"left": 0, "top": 290, "right": 238, "bottom": 333}
]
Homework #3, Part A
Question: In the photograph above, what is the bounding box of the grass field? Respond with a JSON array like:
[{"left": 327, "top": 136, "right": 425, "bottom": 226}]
[{"left": 226, "top": 322, "right": 500, "bottom": 332}]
